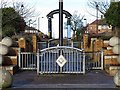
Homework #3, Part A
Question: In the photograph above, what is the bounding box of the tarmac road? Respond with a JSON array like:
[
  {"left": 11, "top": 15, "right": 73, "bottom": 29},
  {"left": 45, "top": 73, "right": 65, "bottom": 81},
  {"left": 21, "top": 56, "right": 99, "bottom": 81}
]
[{"left": 4, "top": 70, "right": 120, "bottom": 90}]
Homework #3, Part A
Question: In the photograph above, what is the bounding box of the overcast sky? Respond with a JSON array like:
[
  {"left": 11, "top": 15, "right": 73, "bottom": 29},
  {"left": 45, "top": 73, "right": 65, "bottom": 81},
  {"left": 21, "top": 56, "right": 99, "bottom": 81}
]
[
  {"left": 28, "top": 0, "right": 98, "bottom": 38},
  {"left": 7, "top": 0, "right": 110, "bottom": 38}
]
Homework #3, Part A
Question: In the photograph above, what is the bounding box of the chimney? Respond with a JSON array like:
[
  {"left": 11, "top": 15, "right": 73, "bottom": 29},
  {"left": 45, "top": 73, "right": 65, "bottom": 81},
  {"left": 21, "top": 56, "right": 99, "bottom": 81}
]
[{"left": 101, "top": 15, "right": 103, "bottom": 19}]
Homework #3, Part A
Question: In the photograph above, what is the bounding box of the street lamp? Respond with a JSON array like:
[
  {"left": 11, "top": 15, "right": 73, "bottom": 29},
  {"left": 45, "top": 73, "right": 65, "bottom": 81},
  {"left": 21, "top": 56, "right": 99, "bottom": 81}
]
[
  {"left": 84, "top": 18, "right": 87, "bottom": 26},
  {"left": 29, "top": 19, "right": 32, "bottom": 33},
  {"left": 96, "top": 4, "right": 99, "bottom": 34},
  {"left": 84, "top": 18, "right": 88, "bottom": 33},
  {"left": 38, "top": 17, "right": 44, "bottom": 31},
  {"left": 21, "top": 4, "right": 24, "bottom": 16},
  {"left": 20, "top": 4, "right": 24, "bottom": 34}
]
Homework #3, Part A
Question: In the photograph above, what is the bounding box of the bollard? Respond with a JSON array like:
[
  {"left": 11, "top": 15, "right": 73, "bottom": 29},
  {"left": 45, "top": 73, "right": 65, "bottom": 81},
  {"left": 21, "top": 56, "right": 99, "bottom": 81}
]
[
  {"left": 114, "top": 70, "right": 120, "bottom": 86},
  {"left": 0, "top": 68, "right": 13, "bottom": 88},
  {"left": 2, "top": 37, "right": 13, "bottom": 47},
  {"left": 112, "top": 44, "right": 120, "bottom": 54},
  {"left": 117, "top": 55, "right": 120, "bottom": 64},
  {"left": 109, "top": 36, "right": 120, "bottom": 46},
  {"left": 0, "top": 44, "right": 9, "bottom": 55}
]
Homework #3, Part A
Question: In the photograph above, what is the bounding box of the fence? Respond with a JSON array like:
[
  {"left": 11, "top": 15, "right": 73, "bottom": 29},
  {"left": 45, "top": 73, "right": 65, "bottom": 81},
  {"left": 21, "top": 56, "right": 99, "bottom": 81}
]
[
  {"left": 18, "top": 48, "right": 37, "bottom": 70},
  {"left": 18, "top": 47, "right": 103, "bottom": 74},
  {"left": 85, "top": 51, "right": 104, "bottom": 70}
]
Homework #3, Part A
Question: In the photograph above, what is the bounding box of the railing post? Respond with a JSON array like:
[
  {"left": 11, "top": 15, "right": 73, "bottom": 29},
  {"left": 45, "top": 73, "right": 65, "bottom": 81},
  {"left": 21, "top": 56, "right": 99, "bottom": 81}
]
[
  {"left": 37, "top": 49, "right": 40, "bottom": 75},
  {"left": 101, "top": 49, "right": 104, "bottom": 70},
  {"left": 48, "top": 42, "right": 49, "bottom": 48},
  {"left": 71, "top": 41, "right": 73, "bottom": 47},
  {"left": 18, "top": 48, "right": 21, "bottom": 69},
  {"left": 60, "top": 67, "right": 62, "bottom": 73},
  {"left": 83, "top": 51, "right": 86, "bottom": 74}
]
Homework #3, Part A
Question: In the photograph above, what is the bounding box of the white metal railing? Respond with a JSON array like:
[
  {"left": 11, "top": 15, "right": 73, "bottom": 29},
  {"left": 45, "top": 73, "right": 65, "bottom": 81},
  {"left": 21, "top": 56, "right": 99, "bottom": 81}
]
[
  {"left": 18, "top": 48, "right": 37, "bottom": 70},
  {"left": 18, "top": 47, "right": 103, "bottom": 73},
  {"left": 37, "top": 46, "right": 85, "bottom": 74},
  {"left": 85, "top": 50, "right": 104, "bottom": 70}
]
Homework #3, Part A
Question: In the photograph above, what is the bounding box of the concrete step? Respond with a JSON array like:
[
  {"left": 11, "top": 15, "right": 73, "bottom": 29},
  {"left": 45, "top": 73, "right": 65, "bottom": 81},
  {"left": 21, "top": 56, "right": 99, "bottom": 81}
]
[
  {"left": 106, "top": 65, "right": 120, "bottom": 76},
  {"left": 104, "top": 55, "right": 120, "bottom": 68},
  {"left": 12, "top": 41, "right": 18, "bottom": 47},
  {"left": 107, "top": 46, "right": 113, "bottom": 50},
  {"left": 104, "top": 49, "right": 114, "bottom": 55},
  {"left": 3, "top": 56, "right": 18, "bottom": 65},
  {"left": 6, "top": 47, "right": 19, "bottom": 56},
  {"left": 0, "top": 65, "right": 18, "bottom": 75},
  {"left": 12, "top": 84, "right": 116, "bottom": 89}
]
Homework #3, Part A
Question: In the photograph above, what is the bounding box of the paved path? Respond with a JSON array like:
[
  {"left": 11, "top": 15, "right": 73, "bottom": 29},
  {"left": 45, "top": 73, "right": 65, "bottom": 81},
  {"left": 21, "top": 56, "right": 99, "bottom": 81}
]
[{"left": 7, "top": 70, "right": 119, "bottom": 89}]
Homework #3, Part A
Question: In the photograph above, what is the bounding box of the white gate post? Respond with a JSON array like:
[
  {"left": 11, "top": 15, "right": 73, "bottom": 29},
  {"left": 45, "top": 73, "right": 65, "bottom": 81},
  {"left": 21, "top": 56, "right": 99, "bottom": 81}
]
[
  {"left": 18, "top": 48, "right": 21, "bottom": 69},
  {"left": 37, "top": 49, "right": 40, "bottom": 75},
  {"left": 101, "top": 49, "right": 104, "bottom": 70},
  {"left": 83, "top": 51, "right": 86, "bottom": 74}
]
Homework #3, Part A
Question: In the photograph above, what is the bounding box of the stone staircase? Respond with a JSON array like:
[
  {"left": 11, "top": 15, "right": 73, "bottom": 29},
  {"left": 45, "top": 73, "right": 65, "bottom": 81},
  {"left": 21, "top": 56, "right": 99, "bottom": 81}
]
[
  {"left": 1, "top": 41, "right": 19, "bottom": 75},
  {"left": 103, "top": 40, "right": 120, "bottom": 76}
]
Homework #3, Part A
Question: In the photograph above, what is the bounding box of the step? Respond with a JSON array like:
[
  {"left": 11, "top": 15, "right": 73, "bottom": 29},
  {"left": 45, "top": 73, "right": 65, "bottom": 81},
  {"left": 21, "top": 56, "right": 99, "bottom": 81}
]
[
  {"left": 7, "top": 47, "right": 19, "bottom": 56},
  {"left": 104, "top": 55, "right": 120, "bottom": 66},
  {"left": 104, "top": 49, "right": 114, "bottom": 55},
  {"left": 3, "top": 56, "right": 18, "bottom": 65},
  {"left": 107, "top": 46, "right": 113, "bottom": 50},
  {"left": 12, "top": 41, "right": 18, "bottom": 47},
  {"left": 103, "top": 40, "right": 109, "bottom": 47},
  {"left": 106, "top": 66, "right": 120, "bottom": 76},
  {"left": 13, "top": 84, "right": 116, "bottom": 89},
  {"left": 0, "top": 65, "right": 18, "bottom": 75}
]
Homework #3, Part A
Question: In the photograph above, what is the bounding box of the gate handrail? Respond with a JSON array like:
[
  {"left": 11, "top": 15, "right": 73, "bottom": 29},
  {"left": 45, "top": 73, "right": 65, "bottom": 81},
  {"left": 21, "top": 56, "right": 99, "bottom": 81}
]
[{"left": 40, "top": 46, "right": 84, "bottom": 53}]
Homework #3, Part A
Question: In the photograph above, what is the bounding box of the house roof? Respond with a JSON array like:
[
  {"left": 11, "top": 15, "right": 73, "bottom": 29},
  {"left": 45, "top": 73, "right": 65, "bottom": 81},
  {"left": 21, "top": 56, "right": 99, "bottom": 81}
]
[
  {"left": 25, "top": 26, "right": 48, "bottom": 37},
  {"left": 89, "top": 19, "right": 107, "bottom": 25},
  {"left": 25, "top": 26, "right": 38, "bottom": 31}
]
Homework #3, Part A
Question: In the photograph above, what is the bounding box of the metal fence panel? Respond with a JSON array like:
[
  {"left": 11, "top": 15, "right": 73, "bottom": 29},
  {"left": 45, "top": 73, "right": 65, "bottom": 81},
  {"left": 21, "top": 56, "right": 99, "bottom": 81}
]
[
  {"left": 18, "top": 49, "right": 37, "bottom": 70},
  {"left": 18, "top": 47, "right": 103, "bottom": 73},
  {"left": 85, "top": 51, "right": 104, "bottom": 70}
]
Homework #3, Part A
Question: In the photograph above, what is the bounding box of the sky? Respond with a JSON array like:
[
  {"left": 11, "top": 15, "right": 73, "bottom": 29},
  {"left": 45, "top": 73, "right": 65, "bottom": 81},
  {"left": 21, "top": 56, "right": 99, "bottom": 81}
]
[
  {"left": 29, "top": 0, "right": 99, "bottom": 38},
  {"left": 6, "top": 0, "right": 110, "bottom": 38}
]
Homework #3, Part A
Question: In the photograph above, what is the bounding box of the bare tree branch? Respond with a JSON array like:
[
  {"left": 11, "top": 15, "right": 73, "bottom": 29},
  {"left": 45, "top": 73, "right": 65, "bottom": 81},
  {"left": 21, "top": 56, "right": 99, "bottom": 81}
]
[
  {"left": 84, "top": 7, "right": 101, "bottom": 18},
  {"left": 87, "top": 0, "right": 110, "bottom": 15},
  {"left": 0, "top": 0, "right": 40, "bottom": 22},
  {"left": 0, "top": 0, "right": 9, "bottom": 8}
]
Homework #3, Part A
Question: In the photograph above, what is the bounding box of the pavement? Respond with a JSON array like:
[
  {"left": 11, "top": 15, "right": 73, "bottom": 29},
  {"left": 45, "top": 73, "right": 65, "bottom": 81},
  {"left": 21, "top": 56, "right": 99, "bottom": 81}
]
[{"left": 4, "top": 70, "right": 120, "bottom": 90}]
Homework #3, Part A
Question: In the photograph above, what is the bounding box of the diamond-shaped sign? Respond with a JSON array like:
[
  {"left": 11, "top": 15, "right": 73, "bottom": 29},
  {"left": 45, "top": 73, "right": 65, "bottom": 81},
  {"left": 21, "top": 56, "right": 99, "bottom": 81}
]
[{"left": 56, "top": 55, "right": 67, "bottom": 67}]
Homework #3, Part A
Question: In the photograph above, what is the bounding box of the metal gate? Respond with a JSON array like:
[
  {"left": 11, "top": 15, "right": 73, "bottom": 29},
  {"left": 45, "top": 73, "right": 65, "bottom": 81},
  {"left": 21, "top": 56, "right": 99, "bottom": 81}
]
[
  {"left": 18, "top": 48, "right": 37, "bottom": 70},
  {"left": 37, "top": 46, "right": 85, "bottom": 74},
  {"left": 18, "top": 48, "right": 103, "bottom": 73},
  {"left": 85, "top": 51, "right": 104, "bottom": 70}
]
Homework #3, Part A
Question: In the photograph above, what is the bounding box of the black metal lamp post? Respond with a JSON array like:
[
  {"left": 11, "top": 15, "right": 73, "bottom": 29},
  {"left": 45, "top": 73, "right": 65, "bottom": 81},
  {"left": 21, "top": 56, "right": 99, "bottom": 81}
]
[
  {"left": 96, "top": 4, "right": 99, "bottom": 34},
  {"left": 29, "top": 19, "right": 32, "bottom": 33},
  {"left": 59, "top": 0, "right": 63, "bottom": 46},
  {"left": 20, "top": 4, "right": 24, "bottom": 34},
  {"left": 48, "top": 17, "right": 52, "bottom": 39},
  {"left": 21, "top": 4, "right": 24, "bottom": 16}
]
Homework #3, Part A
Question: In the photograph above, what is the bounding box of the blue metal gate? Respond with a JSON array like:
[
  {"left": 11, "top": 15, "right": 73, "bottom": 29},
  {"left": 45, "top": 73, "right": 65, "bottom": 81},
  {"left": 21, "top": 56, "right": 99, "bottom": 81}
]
[{"left": 37, "top": 46, "right": 85, "bottom": 74}]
